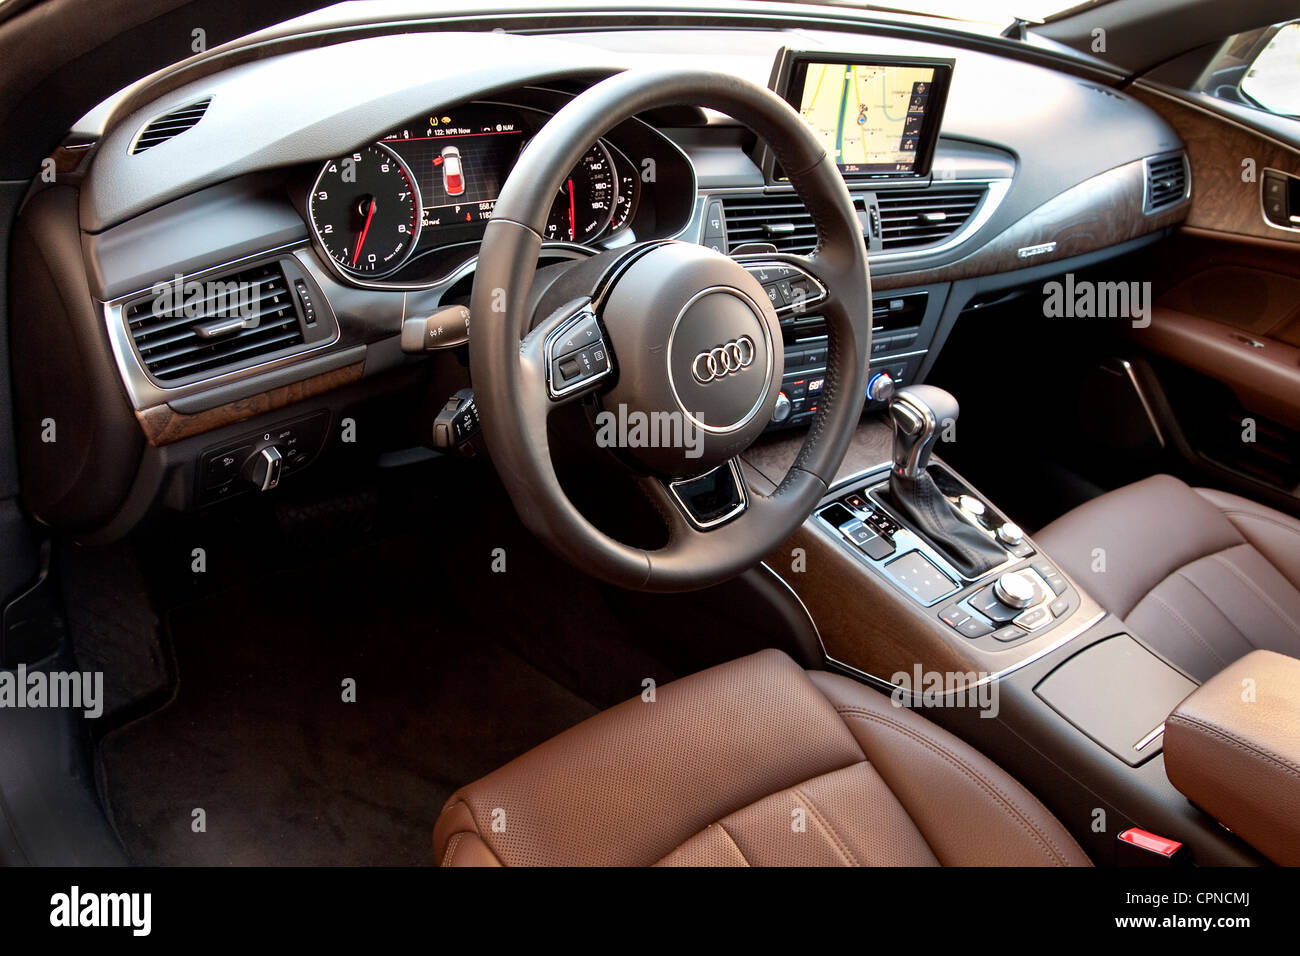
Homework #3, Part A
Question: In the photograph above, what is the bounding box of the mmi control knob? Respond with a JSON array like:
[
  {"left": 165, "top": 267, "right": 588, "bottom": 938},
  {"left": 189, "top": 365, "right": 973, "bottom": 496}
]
[{"left": 993, "top": 571, "right": 1038, "bottom": 609}]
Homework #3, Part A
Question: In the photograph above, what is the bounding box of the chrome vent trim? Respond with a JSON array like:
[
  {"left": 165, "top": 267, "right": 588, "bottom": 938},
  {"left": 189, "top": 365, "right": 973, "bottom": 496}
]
[{"left": 130, "top": 98, "right": 212, "bottom": 154}]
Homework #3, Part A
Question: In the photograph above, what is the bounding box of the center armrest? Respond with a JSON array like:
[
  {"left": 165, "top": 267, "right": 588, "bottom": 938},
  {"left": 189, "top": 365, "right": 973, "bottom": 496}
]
[{"left": 1164, "top": 649, "right": 1300, "bottom": 866}]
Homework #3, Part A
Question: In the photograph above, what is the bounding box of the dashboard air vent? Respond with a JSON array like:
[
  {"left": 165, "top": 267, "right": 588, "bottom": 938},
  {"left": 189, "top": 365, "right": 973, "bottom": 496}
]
[
  {"left": 874, "top": 187, "right": 986, "bottom": 250},
  {"left": 1145, "top": 153, "right": 1188, "bottom": 211},
  {"left": 721, "top": 185, "right": 987, "bottom": 256},
  {"left": 124, "top": 260, "right": 304, "bottom": 382},
  {"left": 131, "top": 98, "right": 212, "bottom": 154},
  {"left": 721, "top": 194, "right": 818, "bottom": 255}
]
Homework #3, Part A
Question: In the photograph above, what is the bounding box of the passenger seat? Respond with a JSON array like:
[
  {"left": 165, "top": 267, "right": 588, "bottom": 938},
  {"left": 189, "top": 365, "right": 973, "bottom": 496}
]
[{"left": 1036, "top": 475, "right": 1300, "bottom": 680}]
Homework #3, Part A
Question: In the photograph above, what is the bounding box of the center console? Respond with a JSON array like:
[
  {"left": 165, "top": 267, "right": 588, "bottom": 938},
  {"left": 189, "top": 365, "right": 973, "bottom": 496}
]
[
  {"left": 812, "top": 384, "right": 1096, "bottom": 665},
  {"left": 748, "top": 388, "right": 1267, "bottom": 866}
]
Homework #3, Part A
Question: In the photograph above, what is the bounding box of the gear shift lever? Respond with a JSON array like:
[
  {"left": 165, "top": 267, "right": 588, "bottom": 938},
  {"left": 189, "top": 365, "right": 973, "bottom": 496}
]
[
  {"left": 886, "top": 385, "right": 1006, "bottom": 578},
  {"left": 890, "top": 385, "right": 959, "bottom": 478}
]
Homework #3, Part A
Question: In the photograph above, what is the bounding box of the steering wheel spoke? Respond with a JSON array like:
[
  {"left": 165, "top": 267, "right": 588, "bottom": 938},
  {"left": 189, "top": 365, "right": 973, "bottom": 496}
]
[{"left": 638, "top": 458, "right": 750, "bottom": 541}]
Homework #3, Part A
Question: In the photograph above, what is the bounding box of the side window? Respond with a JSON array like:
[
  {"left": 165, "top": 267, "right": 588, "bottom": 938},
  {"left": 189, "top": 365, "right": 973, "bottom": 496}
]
[
  {"left": 1198, "top": 20, "right": 1299, "bottom": 119},
  {"left": 1240, "top": 22, "right": 1299, "bottom": 117}
]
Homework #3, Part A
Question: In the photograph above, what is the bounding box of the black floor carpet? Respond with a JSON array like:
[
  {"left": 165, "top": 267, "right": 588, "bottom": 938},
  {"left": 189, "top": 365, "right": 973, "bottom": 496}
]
[{"left": 96, "top": 534, "right": 601, "bottom": 866}]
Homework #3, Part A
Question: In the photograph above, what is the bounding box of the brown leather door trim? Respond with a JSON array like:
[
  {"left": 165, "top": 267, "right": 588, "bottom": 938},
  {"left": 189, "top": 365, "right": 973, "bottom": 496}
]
[{"left": 1135, "top": 307, "right": 1300, "bottom": 430}]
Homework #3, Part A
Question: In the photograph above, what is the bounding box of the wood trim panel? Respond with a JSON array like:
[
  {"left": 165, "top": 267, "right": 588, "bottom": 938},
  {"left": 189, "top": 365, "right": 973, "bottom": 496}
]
[
  {"left": 135, "top": 360, "right": 364, "bottom": 446},
  {"left": 1131, "top": 86, "right": 1300, "bottom": 245},
  {"left": 872, "top": 157, "right": 1187, "bottom": 291}
]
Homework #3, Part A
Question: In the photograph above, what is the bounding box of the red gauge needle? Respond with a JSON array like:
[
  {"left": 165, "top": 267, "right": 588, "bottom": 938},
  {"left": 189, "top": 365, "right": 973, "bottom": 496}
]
[
  {"left": 567, "top": 178, "right": 576, "bottom": 242},
  {"left": 352, "top": 198, "right": 377, "bottom": 266}
]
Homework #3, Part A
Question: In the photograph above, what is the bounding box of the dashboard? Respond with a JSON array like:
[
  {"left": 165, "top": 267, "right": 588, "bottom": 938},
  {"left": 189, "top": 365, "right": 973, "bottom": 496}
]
[{"left": 13, "top": 15, "right": 1193, "bottom": 537}]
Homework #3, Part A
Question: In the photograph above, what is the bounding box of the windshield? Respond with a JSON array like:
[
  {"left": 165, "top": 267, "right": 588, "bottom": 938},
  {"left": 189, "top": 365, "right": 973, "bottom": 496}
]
[{"left": 810, "top": 0, "right": 1107, "bottom": 27}]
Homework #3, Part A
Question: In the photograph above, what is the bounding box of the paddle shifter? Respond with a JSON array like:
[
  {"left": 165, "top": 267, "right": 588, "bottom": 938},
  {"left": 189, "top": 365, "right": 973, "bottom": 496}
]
[{"left": 887, "top": 385, "right": 1006, "bottom": 578}]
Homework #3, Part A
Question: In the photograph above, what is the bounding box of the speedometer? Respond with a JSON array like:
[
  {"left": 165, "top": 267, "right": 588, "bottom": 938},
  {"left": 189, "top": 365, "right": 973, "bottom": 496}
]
[
  {"left": 308, "top": 143, "right": 422, "bottom": 278},
  {"left": 543, "top": 142, "right": 616, "bottom": 243}
]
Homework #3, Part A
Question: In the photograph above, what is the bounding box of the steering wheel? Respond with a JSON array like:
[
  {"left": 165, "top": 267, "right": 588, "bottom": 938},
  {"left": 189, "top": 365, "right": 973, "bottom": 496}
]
[{"left": 469, "top": 69, "right": 871, "bottom": 592}]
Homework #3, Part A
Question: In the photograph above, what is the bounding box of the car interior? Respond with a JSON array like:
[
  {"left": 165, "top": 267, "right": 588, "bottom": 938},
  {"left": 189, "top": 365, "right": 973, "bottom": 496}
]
[{"left": 1, "top": 0, "right": 1299, "bottom": 870}]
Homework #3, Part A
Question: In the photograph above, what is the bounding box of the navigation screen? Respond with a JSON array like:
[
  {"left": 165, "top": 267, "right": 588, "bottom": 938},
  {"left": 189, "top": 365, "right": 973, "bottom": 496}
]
[{"left": 786, "top": 59, "right": 947, "bottom": 177}]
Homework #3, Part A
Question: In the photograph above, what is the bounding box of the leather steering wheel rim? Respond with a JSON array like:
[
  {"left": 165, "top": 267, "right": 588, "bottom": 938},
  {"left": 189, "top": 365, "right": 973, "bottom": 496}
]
[{"left": 469, "top": 69, "right": 872, "bottom": 592}]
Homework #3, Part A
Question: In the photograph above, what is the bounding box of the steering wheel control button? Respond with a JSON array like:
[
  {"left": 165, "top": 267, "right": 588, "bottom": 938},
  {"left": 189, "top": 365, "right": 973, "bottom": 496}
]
[
  {"left": 545, "top": 307, "right": 612, "bottom": 399},
  {"left": 739, "top": 261, "right": 827, "bottom": 317},
  {"left": 552, "top": 314, "right": 602, "bottom": 358}
]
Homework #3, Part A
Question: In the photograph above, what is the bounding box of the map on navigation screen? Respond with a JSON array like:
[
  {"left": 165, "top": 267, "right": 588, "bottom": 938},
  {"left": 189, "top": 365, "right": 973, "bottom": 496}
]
[{"left": 794, "top": 62, "right": 938, "bottom": 175}]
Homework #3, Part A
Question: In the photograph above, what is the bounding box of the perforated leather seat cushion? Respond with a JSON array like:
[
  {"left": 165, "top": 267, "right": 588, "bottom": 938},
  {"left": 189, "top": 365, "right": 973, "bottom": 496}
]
[
  {"left": 433, "top": 649, "right": 1089, "bottom": 867},
  {"left": 1037, "top": 475, "right": 1300, "bottom": 681}
]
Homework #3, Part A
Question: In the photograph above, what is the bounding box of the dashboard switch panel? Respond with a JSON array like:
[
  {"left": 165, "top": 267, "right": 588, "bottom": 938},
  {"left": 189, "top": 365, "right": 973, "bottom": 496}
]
[{"left": 197, "top": 410, "right": 330, "bottom": 505}]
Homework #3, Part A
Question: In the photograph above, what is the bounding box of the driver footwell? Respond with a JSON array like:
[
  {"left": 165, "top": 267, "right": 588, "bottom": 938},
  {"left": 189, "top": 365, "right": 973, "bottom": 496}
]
[{"left": 95, "top": 534, "right": 603, "bottom": 866}]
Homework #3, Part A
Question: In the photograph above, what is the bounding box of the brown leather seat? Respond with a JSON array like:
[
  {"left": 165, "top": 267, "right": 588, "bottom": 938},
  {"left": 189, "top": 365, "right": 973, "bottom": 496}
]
[
  {"left": 433, "top": 649, "right": 1089, "bottom": 866},
  {"left": 1037, "top": 474, "right": 1300, "bottom": 681}
]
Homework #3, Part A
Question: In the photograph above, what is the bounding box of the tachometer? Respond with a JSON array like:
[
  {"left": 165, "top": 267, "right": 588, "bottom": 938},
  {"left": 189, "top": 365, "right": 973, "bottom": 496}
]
[
  {"left": 308, "top": 143, "right": 422, "bottom": 278},
  {"left": 543, "top": 142, "right": 616, "bottom": 243}
]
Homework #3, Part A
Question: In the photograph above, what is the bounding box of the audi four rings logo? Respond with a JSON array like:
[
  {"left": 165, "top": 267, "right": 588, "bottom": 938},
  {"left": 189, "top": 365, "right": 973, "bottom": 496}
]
[{"left": 691, "top": 335, "right": 756, "bottom": 383}]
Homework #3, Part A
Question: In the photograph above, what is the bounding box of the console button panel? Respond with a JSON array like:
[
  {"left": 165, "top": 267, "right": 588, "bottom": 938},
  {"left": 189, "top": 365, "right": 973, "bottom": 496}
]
[{"left": 817, "top": 468, "right": 1082, "bottom": 650}]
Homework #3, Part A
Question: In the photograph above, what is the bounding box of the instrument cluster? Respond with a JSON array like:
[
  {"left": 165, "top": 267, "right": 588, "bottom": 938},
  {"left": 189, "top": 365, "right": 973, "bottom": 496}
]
[{"left": 306, "top": 102, "right": 644, "bottom": 283}]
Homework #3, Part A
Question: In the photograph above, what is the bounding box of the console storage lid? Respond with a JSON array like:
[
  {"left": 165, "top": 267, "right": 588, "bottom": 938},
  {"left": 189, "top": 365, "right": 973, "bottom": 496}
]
[{"left": 1164, "top": 649, "right": 1300, "bottom": 866}]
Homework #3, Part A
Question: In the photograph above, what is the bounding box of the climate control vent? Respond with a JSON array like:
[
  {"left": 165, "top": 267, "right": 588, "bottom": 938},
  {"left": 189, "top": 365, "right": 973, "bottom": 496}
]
[
  {"left": 874, "top": 187, "right": 986, "bottom": 250},
  {"left": 131, "top": 98, "right": 212, "bottom": 154},
  {"left": 124, "top": 260, "right": 304, "bottom": 382},
  {"left": 720, "top": 194, "right": 818, "bottom": 255},
  {"left": 720, "top": 184, "right": 988, "bottom": 256},
  {"left": 1145, "top": 152, "right": 1188, "bottom": 212}
]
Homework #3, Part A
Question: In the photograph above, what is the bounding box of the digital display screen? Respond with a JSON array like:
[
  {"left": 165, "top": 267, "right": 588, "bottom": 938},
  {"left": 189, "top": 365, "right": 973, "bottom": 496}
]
[
  {"left": 775, "top": 54, "right": 952, "bottom": 181},
  {"left": 379, "top": 107, "right": 525, "bottom": 235}
]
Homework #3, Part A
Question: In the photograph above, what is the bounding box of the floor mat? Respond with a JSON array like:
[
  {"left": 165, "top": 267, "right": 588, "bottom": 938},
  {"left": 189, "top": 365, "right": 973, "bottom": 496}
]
[{"left": 97, "top": 535, "right": 597, "bottom": 866}]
